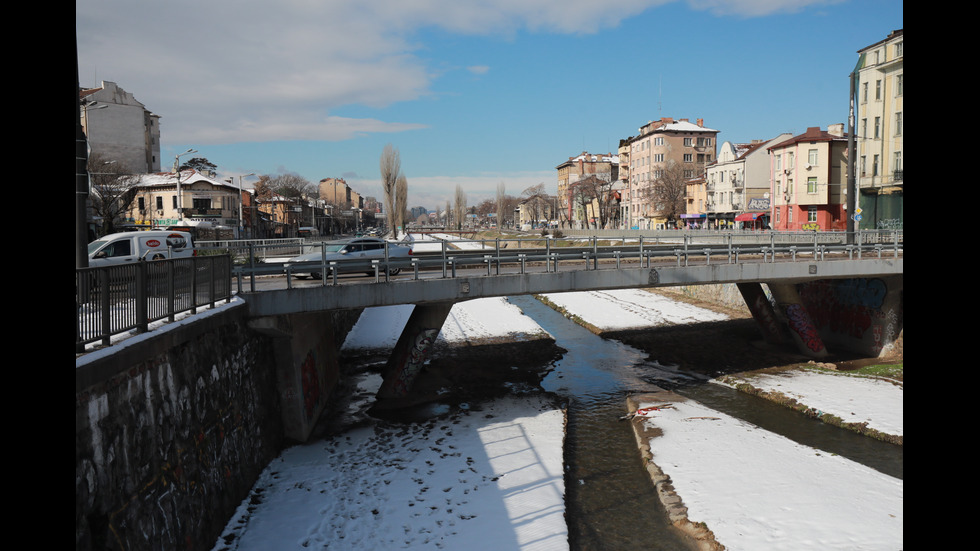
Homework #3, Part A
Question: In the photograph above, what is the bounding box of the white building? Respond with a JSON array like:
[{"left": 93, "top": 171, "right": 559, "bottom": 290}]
[
  {"left": 854, "top": 29, "right": 903, "bottom": 229},
  {"left": 80, "top": 81, "right": 162, "bottom": 173},
  {"left": 705, "top": 134, "right": 791, "bottom": 229}
]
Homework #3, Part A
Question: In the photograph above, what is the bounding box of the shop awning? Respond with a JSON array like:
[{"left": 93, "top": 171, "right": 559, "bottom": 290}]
[{"left": 735, "top": 212, "right": 765, "bottom": 221}]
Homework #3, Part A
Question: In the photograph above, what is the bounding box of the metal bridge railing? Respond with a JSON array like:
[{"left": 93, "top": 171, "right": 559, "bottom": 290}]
[
  {"left": 228, "top": 230, "right": 902, "bottom": 289},
  {"left": 76, "top": 255, "right": 233, "bottom": 352}
]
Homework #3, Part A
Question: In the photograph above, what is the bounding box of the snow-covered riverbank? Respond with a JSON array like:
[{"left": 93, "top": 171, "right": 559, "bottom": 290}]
[{"left": 214, "top": 289, "right": 903, "bottom": 550}]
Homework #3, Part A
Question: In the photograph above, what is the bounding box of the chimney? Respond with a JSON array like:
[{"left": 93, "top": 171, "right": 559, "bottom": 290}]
[
  {"left": 696, "top": 118, "right": 704, "bottom": 127},
  {"left": 827, "top": 123, "right": 845, "bottom": 137}
]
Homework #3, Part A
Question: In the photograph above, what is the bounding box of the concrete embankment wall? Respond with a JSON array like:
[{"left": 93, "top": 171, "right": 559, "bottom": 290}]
[{"left": 75, "top": 302, "right": 361, "bottom": 551}]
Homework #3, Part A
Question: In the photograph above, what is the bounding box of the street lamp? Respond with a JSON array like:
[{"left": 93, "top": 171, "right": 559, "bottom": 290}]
[
  {"left": 238, "top": 172, "right": 255, "bottom": 239},
  {"left": 173, "top": 148, "right": 197, "bottom": 223}
]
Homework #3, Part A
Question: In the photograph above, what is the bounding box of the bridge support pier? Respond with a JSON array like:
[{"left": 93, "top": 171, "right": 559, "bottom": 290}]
[
  {"left": 768, "top": 283, "right": 829, "bottom": 358},
  {"left": 248, "top": 311, "right": 355, "bottom": 442},
  {"left": 751, "top": 276, "right": 903, "bottom": 359},
  {"left": 376, "top": 301, "right": 455, "bottom": 404},
  {"left": 737, "top": 282, "right": 787, "bottom": 346}
]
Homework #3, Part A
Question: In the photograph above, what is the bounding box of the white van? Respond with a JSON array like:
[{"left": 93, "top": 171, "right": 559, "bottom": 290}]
[{"left": 87, "top": 231, "right": 196, "bottom": 267}]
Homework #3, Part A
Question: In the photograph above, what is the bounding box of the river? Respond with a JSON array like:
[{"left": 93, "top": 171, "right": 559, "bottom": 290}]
[{"left": 504, "top": 294, "right": 902, "bottom": 549}]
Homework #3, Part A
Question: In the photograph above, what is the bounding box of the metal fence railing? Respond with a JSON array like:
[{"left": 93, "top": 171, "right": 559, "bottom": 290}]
[
  {"left": 76, "top": 255, "right": 233, "bottom": 352},
  {"left": 227, "top": 229, "right": 902, "bottom": 289}
]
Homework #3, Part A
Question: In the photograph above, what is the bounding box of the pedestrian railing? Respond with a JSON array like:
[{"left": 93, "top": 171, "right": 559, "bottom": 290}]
[
  {"left": 75, "top": 255, "right": 233, "bottom": 352},
  {"left": 229, "top": 229, "right": 902, "bottom": 289}
]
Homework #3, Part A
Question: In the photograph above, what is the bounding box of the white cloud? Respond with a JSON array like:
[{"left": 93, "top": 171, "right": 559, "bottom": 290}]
[{"left": 77, "top": 0, "right": 842, "bottom": 147}]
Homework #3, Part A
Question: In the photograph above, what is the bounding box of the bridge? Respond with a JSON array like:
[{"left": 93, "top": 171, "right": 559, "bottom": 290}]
[{"left": 232, "top": 231, "right": 902, "bottom": 421}]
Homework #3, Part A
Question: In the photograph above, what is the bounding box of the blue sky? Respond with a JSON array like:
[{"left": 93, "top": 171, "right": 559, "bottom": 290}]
[{"left": 77, "top": 0, "right": 903, "bottom": 209}]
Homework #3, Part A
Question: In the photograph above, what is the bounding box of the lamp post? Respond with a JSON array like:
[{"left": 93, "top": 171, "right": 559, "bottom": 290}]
[
  {"left": 238, "top": 172, "right": 255, "bottom": 239},
  {"left": 173, "top": 148, "right": 197, "bottom": 224}
]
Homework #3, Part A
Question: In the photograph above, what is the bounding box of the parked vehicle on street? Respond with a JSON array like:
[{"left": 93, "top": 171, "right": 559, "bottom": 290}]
[
  {"left": 285, "top": 237, "right": 412, "bottom": 279},
  {"left": 87, "top": 231, "right": 196, "bottom": 267}
]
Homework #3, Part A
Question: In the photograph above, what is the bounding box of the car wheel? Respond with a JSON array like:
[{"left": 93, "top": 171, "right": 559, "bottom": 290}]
[
  {"left": 388, "top": 268, "right": 401, "bottom": 276},
  {"left": 311, "top": 271, "right": 323, "bottom": 280}
]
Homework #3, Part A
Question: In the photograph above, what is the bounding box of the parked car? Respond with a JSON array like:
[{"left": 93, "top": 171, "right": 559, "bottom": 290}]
[
  {"left": 285, "top": 237, "right": 413, "bottom": 279},
  {"left": 87, "top": 230, "right": 196, "bottom": 267}
]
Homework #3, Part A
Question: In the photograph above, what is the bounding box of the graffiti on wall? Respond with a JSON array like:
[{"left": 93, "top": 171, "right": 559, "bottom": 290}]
[
  {"left": 783, "top": 303, "right": 825, "bottom": 353},
  {"left": 390, "top": 328, "right": 440, "bottom": 397},
  {"left": 301, "top": 350, "right": 322, "bottom": 421},
  {"left": 799, "top": 278, "right": 892, "bottom": 353},
  {"left": 76, "top": 334, "right": 281, "bottom": 551}
]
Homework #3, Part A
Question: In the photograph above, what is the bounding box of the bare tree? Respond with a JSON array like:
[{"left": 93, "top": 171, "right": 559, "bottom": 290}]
[
  {"left": 395, "top": 172, "right": 408, "bottom": 236},
  {"left": 642, "top": 160, "right": 688, "bottom": 227},
  {"left": 453, "top": 184, "right": 467, "bottom": 230},
  {"left": 379, "top": 144, "right": 400, "bottom": 234},
  {"left": 496, "top": 182, "right": 506, "bottom": 228},
  {"left": 259, "top": 173, "right": 316, "bottom": 199},
  {"left": 88, "top": 153, "right": 137, "bottom": 235},
  {"left": 521, "top": 183, "right": 550, "bottom": 228},
  {"left": 570, "top": 173, "right": 615, "bottom": 229}
]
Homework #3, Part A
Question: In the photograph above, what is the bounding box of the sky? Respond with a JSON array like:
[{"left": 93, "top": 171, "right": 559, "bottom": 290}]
[{"left": 76, "top": 0, "right": 903, "bottom": 210}]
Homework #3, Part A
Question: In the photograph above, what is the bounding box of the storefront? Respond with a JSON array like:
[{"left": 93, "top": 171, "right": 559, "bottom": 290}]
[
  {"left": 680, "top": 213, "right": 706, "bottom": 229},
  {"left": 735, "top": 212, "right": 769, "bottom": 230}
]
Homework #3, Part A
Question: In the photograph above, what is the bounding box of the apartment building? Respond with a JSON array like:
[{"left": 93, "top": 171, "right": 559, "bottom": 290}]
[
  {"left": 622, "top": 117, "right": 718, "bottom": 229},
  {"left": 768, "top": 125, "right": 849, "bottom": 231},
  {"left": 705, "top": 134, "right": 792, "bottom": 229},
  {"left": 555, "top": 152, "right": 619, "bottom": 229},
  {"left": 79, "top": 81, "right": 162, "bottom": 173},
  {"left": 855, "top": 29, "right": 903, "bottom": 229}
]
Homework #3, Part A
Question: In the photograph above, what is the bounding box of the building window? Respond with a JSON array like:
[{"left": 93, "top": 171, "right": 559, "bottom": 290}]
[
  {"left": 874, "top": 117, "right": 880, "bottom": 138},
  {"left": 875, "top": 79, "right": 882, "bottom": 100},
  {"left": 895, "top": 112, "right": 902, "bottom": 135},
  {"left": 872, "top": 155, "right": 879, "bottom": 176},
  {"left": 156, "top": 196, "right": 163, "bottom": 210},
  {"left": 138, "top": 197, "right": 145, "bottom": 211},
  {"left": 896, "top": 74, "right": 903, "bottom": 96},
  {"left": 807, "top": 177, "right": 817, "bottom": 194},
  {"left": 808, "top": 149, "right": 818, "bottom": 165},
  {"left": 684, "top": 138, "right": 694, "bottom": 147},
  {"left": 655, "top": 137, "right": 664, "bottom": 146},
  {"left": 895, "top": 41, "right": 903, "bottom": 57},
  {"left": 683, "top": 154, "right": 693, "bottom": 162},
  {"left": 654, "top": 154, "right": 663, "bottom": 162},
  {"left": 172, "top": 196, "right": 178, "bottom": 209},
  {"left": 862, "top": 82, "right": 868, "bottom": 103},
  {"left": 808, "top": 206, "right": 818, "bottom": 222},
  {"left": 787, "top": 152, "right": 794, "bottom": 169}
]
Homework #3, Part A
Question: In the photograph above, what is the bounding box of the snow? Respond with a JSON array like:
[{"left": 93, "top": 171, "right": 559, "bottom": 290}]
[
  {"left": 539, "top": 288, "right": 728, "bottom": 330},
  {"left": 714, "top": 370, "right": 903, "bottom": 438},
  {"left": 215, "top": 393, "right": 567, "bottom": 550},
  {"left": 634, "top": 398, "right": 903, "bottom": 550},
  {"left": 342, "top": 297, "right": 551, "bottom": 353},
  {"left": 211, "top": 288, "right": 902, "bottom": 550}
]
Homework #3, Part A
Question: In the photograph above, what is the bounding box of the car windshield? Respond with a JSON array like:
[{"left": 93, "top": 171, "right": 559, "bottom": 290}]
[{"left": 87, "top": 240, "right": 108, "bottom": 255}]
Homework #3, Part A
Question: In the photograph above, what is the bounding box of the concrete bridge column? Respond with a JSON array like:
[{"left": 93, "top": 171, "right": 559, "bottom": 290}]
[
  {"left": 768, "top": 283, "right": 829, "bottom": 359},
  {"left": 248, "top": 312, "right": 352, "bottom": 442},
  {"left": 377, "top": 301, "right": 455, "bottom": 401},
  {"left": 737, "top": 282, "right": 787, "bottom": 346}
]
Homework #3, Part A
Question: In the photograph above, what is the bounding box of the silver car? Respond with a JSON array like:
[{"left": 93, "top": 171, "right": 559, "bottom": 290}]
[{"left": 285, "top": 237, "right": 413, "bottom": 279}]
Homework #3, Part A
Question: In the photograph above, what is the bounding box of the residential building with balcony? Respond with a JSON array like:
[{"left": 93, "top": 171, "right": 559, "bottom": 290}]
[
  {"left": 768, "top": 125, "right": 849, "bottom": 231},
  {"left": 706, "top": 134, "right": 792, "bottom": 229},
  {"left": 555, "top": 152, "right": 619, "bottom": 229},
  {"left": 855, "top": 29, "right": 903, "bottom": 229},
  {"left": 79, "top": 81, "right": 161, "bottom": 173},
  {"left": 622, "top": 117, "right": 718, "bottom": 229},
  {"left": 124, "top": 169, "right": 242, "bottom": 238}
]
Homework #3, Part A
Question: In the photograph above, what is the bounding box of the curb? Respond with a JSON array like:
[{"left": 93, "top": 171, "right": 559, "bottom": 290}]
[{"left": 626, "top": 392, "right": 725, "bottom": 551}]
